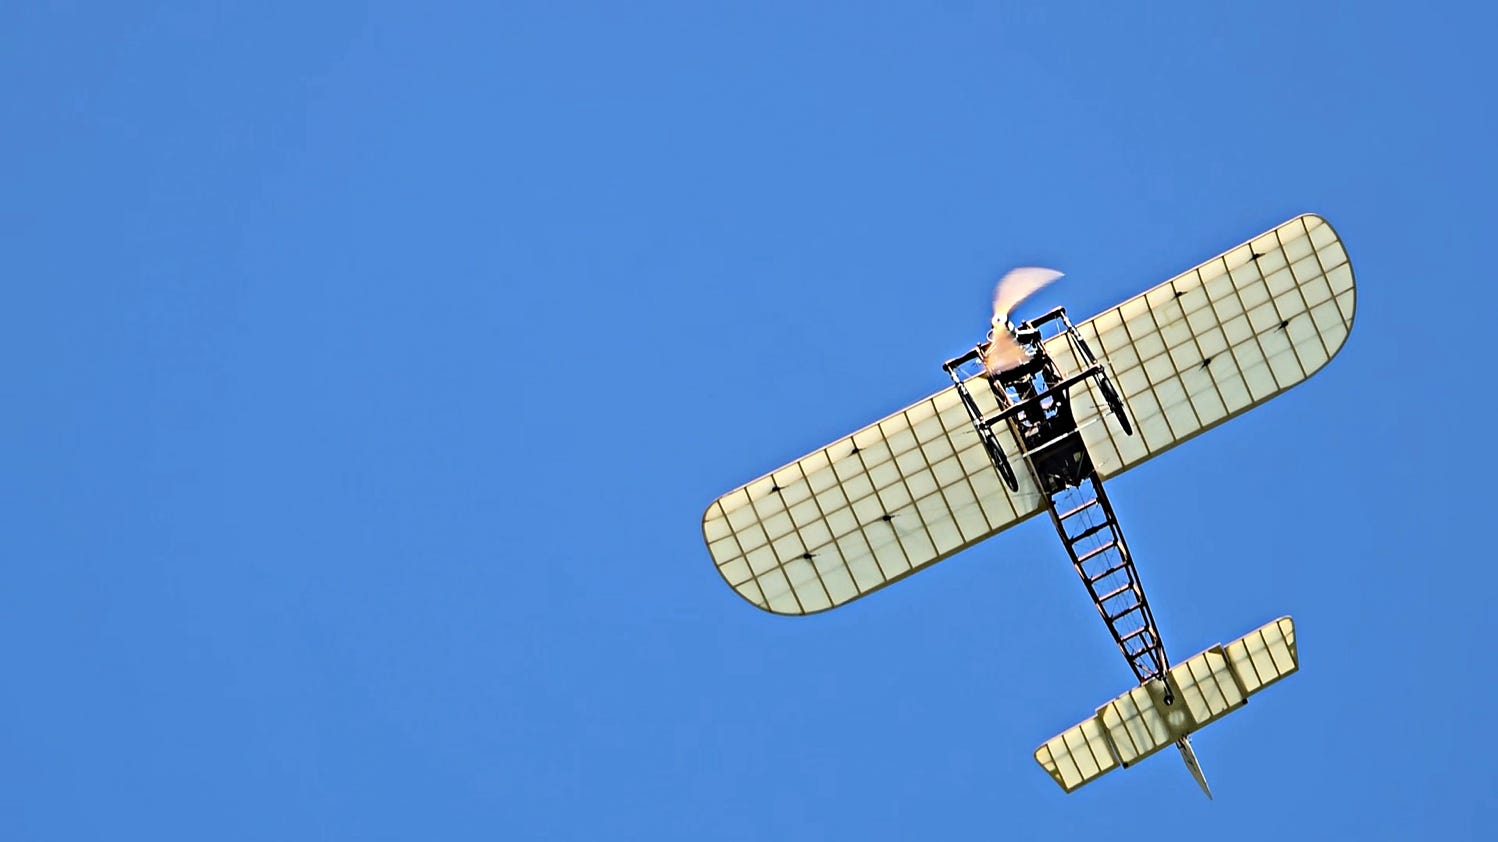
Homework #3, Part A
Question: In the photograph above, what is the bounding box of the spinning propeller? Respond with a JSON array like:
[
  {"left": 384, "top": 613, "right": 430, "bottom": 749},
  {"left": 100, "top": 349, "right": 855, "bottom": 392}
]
[{"left": 983, "top": 267, "right": 1063, "bottom": 374}]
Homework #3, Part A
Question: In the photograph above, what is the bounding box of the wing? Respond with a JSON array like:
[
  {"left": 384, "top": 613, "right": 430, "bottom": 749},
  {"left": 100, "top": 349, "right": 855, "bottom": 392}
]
[
  {"left": 701, "top": 384, "right": 1048, "bottom": 615},
  {"left": 1049, "top": 213, "right": 1355, "bottom": 479},
  {"left": 704, "top": 214, "right": 1355, "bottom": 614}
]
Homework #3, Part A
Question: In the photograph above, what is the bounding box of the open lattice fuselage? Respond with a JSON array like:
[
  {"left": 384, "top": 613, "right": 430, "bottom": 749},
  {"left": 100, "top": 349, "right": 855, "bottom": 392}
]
[{"left": 947, "top": 314, "right": 1170, "bottom": 686}]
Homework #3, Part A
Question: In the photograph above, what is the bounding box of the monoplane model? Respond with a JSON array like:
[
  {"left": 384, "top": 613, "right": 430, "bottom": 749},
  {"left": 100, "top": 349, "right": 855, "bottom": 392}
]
[{"left": 701, "top": 214, "right": 1354, "bottom": 796}]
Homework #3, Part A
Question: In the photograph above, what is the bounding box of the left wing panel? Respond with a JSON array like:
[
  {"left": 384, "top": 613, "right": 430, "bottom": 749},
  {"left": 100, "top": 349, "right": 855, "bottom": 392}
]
[{"left": 703, "top": 385, "right": 1045, "bottom": 615}]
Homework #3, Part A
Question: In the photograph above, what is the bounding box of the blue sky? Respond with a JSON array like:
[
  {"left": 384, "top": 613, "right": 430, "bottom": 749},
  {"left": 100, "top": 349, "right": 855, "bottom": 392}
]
[{"left": 4, "top": 1, "right": 1496, "bottom": 839}]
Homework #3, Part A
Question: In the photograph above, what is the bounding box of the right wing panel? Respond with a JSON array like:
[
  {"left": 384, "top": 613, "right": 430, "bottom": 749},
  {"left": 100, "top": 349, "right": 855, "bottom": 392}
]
[{"left": 1051, "top": 214, "right": 1355, "bottom": 479}]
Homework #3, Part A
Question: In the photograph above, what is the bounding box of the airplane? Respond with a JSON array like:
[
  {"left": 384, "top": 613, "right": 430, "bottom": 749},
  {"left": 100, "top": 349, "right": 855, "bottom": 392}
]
[{"left": 701, "top": 213, "right": 1354, "bottom": 796}]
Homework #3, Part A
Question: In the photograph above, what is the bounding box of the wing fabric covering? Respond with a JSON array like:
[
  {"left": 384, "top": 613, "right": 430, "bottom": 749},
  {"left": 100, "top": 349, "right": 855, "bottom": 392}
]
[
  {"left": 1035, "top": 617, "right": 1300, "bottom": 793},
  {"left": 1053, "top": 214, "right": 1355, "bottom": 480},
  {"left": 702, "top": 385, "right": 1048, "bottom": 614},
  {"left": 703, "top": 214, "right": 1355, "bottom": 615}
]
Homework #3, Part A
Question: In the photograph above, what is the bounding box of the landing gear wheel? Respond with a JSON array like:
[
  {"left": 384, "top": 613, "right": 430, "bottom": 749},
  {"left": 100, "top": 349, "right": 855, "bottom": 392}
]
[
  {"left": 997, "top": 452, "right": 1018, "bottom": 492},
  {"left": 978, "top": 436, "right": 1020, "bottom": 493},
  {"left": 1100, "top": 379, "right": 1133, "bottom": 436}
]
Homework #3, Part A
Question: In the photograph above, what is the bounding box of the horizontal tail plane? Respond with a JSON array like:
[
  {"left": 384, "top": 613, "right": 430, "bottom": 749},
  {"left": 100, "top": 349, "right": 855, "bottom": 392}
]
[{"left": 1035, "top": 616, "right": 1298, "bottom": 796}]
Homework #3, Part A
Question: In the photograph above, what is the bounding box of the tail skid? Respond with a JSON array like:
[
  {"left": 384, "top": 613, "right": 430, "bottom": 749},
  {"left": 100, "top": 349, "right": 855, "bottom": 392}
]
[{"left": 1175, "top": 736, "right": 1212, "bottom": 800}]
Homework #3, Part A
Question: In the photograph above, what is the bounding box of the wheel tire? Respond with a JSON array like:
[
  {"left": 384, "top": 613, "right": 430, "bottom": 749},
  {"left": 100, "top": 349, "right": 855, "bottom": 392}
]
[
  {"left": 1102, "top": 381, "right": 1134, "bottom": 436},
  {"left": 998, "top": 456, "right": 1018, "bottom": 492}
]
